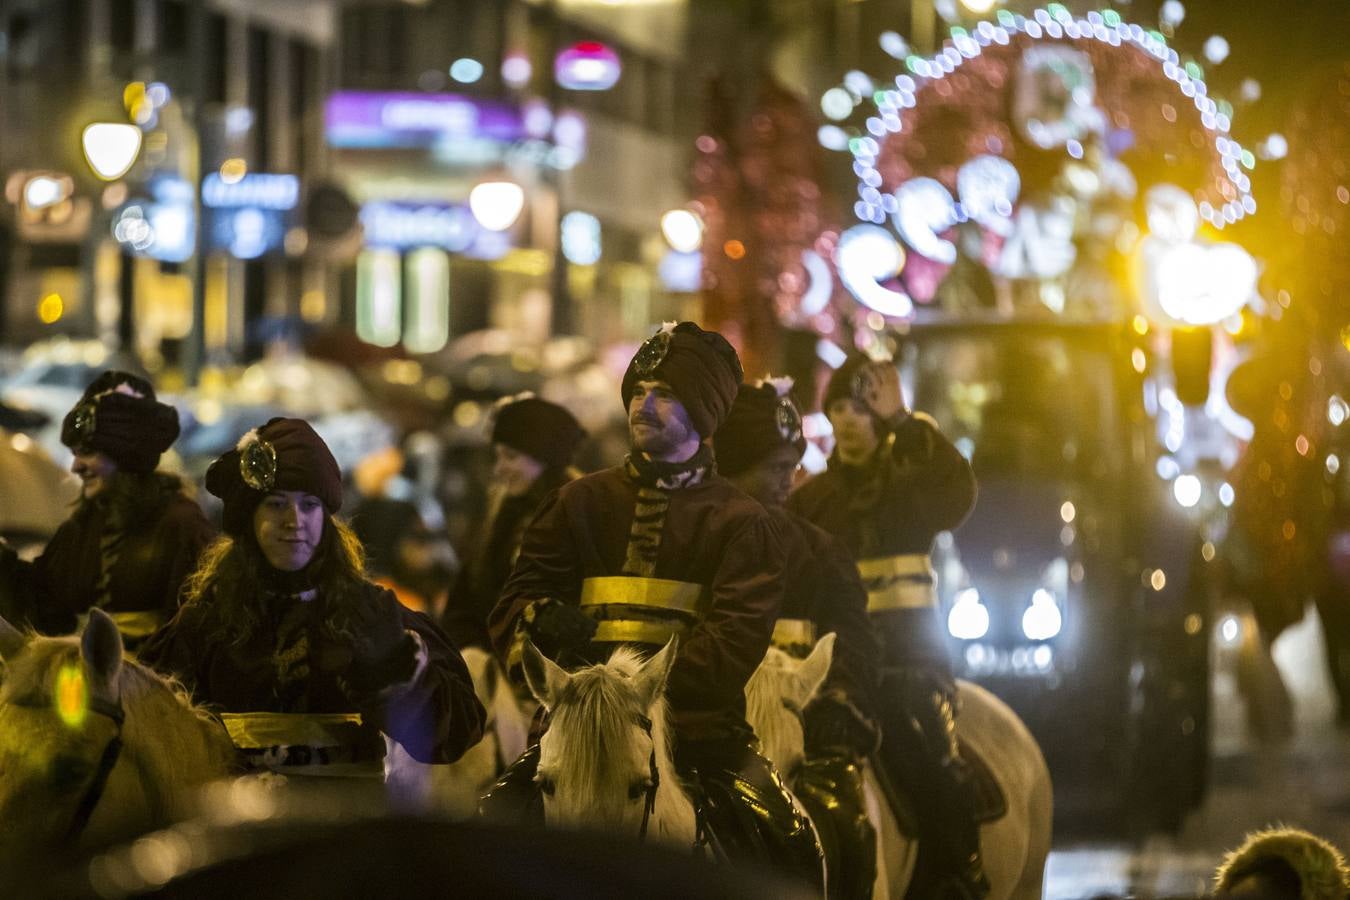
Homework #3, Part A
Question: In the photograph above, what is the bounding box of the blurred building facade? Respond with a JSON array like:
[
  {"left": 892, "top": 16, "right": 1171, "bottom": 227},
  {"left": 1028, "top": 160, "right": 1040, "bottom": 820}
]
[{"left": 0, "top": 0, "right": 336, "bottom": 372}]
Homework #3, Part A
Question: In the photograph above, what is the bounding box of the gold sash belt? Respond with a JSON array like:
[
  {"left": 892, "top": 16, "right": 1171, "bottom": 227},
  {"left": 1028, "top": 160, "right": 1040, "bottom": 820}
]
[
  {"left": 580, "top": 576, "right": 709, "bottom": 617},
  {"left": 592, "top": 619, "right": 688, "bottom": 646},
  {"left": 771, "top": 618, "right": 819, "bottom": 650},
  {"left": 107, "top": 610, "right": 164, "bottom": 640},
  {"left": 219, "top": 712, "right": 366, "bottom": 749},
  {"left": 858, "top": 554, "right": 937, "bottom": 613}
]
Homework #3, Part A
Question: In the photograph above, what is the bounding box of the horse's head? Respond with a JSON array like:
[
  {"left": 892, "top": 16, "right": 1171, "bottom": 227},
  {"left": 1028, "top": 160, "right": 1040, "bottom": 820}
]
[
  {"left": 522, "top": 637, "right": 677, "bottom": 835},
  {"left": 0, "top": 609, "right": 126, "bottom": 860},
  {"left": 745, "top": 633, "right": 835, "bottom": 778}
]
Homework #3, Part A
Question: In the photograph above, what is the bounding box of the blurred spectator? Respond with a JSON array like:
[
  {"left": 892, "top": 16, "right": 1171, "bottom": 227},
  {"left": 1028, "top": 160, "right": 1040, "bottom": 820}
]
[
  {"left": 439, "top": 395, "right": 584, "bottom": 650},
  {"left": 0, "top": 371, "right": 213, "bottom": 646},
  {"left": 1214, "top": 827, "right": 1350, "bottom": 900},
  {"left": 350, "top": 447, "right": 456, "bottom": 616}
]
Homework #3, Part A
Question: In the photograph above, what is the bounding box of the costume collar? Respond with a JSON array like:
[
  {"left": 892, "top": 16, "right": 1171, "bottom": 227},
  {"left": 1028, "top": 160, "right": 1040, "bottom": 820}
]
[{"left": 624, "top": 444, "right": 714, "bottom": 491}]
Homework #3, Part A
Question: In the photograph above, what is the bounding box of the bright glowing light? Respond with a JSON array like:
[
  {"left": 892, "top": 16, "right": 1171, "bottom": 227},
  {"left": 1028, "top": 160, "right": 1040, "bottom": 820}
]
[
  {"left": 1160, "top": 0, "right": 1185, "bottom": 27},
  {"left": 37, "top": 293, "right": 64, "bottom": 324},
  {"left": 449, "top": 58, "right": 484, "bottom": 83},
  {"left": 1060, "top": 501, "right": 1076, "bottom": 523},
  {"left": 1145, "top": 183, "right": 1199, "bottom": 243},
  {"left": 956, "top": 155, "right": 1020, "bottom": 235},
  {"left": 1203, "top": 35, "right": 1229, "bottom": 64},
  {"left": 661, "top": 209, "right": 704, "bottom": 253},
  {"left": 218, "top": 157, "right": 248, "bottom": 185},
  {"left": 1259, "top": 133, "right": 1288, "bottom": 160},
  {"left": 879, "top": 31, "right": 909, "bottom": 59},
  {"left": 816, "top": 340, "right": 848, "bottom": 369},
  {"left": 818, "top": 125, "right": 849, "bottom": 151},
  {"left": 561, "top": 211, "right": 602, "bottom": 265},
  {"left": 469, "top": 181, "right": 525, "bottom": 232},
  {"left": 81, "top": 123, "right": 143, "bottom": 180},
  {"left": 1154, "top": 242, "right": 1257, "bottom": 325},
  {"left": 403, "top": 248, "right": 451, "bottom": 354},
  {"left": 555, "top": 42, "right": 621, "bottom": 91},
  {"left": 892, "top": 177, "right": 957, "bottom": 264},
  {"left": 24, "top": 175, "right": 65, "bottom": 209},
  {"left": 1332, "top": 395, "right": 1349, "bottom": 426},
  {"left": 960, "top": 0, "right": 999, "bottom": 12},
  {"left": 948, "top": 588, "right": 990, "bottom": 640},
  {"left": 1218, "top": 482, "right": 1235, "bottom": 506},
  {"left": 1022, "top": 589, "right": 1062, "bottom": 641},
  {"left": 1173, "top": 474, "right": 1202, "bottom": 508},
  {"left": 834, "top": 224, "right": 913, "bottom": 318},
  {"left": 1032, "top": 645, "right": 1053, "bottom": 670},
  {"left": 1219, "top": 615, "right": 1240, "bottom": 646},
  {"left": 356, "top": 248, "right": 402, "bottom": 348},
  {"left": 800, "top": 250, "right": 833, "bottom": 316},
  {"left": 502, "top": 53, "right": 533, "bottom": 88},
  {"left": 821, "top": 88, "right": 855, "bottom": 121}
]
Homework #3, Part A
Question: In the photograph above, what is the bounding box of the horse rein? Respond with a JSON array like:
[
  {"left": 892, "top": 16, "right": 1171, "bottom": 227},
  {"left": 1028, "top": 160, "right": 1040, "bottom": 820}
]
[
  {"left": 634, "top": 713, "right": 660, "bottom": 843},
  {"left": 63, "top": 695, "right": 126, "bottom": 845}
]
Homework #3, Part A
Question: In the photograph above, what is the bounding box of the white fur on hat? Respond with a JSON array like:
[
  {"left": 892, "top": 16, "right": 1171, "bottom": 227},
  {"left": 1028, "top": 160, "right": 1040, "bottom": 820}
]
[{"left": 1215, "top": 827, "right": 1350, "bottom": 899}]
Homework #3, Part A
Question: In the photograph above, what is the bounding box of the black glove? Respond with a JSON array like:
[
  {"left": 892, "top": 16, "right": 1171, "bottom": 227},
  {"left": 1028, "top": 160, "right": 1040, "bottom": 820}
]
[
  {"left": 527, "top": 599, "right": 597, "bottom": 656},
  {"left": 327, "top": 600, "right": 418, "bottom": 697},
  {"left": 804, "top": 696, "right": 880, "bottom": 758}
]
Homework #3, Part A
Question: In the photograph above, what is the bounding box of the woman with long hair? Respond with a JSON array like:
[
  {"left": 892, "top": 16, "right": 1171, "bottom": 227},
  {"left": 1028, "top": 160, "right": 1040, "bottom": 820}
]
[{"left": 139, "top": 417, "right": 484, "bottom": 768}]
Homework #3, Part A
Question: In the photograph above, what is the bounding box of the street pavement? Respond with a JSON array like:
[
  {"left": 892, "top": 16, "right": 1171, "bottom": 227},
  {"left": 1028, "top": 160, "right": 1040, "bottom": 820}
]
[{"left": 1043, "top": 606, "right": 1350, "bottom": 898}]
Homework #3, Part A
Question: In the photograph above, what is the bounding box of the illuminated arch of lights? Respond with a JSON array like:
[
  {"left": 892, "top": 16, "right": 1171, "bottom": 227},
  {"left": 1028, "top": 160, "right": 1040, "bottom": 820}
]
[{"left": 846, "top": 5, "right": 1256, "bottom": 233}]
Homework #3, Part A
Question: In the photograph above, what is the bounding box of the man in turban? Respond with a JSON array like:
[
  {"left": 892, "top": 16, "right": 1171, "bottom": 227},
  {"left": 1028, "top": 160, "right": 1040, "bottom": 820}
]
[{"left": 484, "top": 322, "right": 821, "bottom": 887}]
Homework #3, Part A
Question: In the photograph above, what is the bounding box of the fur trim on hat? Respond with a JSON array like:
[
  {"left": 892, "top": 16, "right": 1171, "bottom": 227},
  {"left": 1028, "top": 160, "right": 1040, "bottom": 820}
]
[
  {"left": 236, "top": 428, "right": 261, "bottom": 452},
  {"left": 758, "top": 375, "right": 795, "bottom": 398},
  {"left": 1214, "top": 827, "right": 1350, "bottom": 899},
  {"left": 657, "top": 321, "right": 678, "bottom": 335}
]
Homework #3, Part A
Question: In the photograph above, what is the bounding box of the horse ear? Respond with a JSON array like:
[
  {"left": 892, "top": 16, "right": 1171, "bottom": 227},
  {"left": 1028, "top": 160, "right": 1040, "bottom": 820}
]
[
  {"left": 633, "top": 636, "right": 678, "bottom": 710},
  {"left": 81, "top": 609, "right": 124, "bottom": 700},
  {"left": 796, "top": 632, "right": 836, "bottom": 704},
  {"left": 0, "top": 614, "right": 26, "bottom": 660},
  {"left": 521, "top": 639, "right": 569, "bottom": 710}
]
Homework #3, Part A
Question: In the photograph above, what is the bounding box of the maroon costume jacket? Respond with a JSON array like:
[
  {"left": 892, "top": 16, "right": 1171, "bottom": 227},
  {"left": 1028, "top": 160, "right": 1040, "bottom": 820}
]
[
  {"left": 2, "top": 476, "right": 214, "bottom": 639},
  {"left": 140, "top": 581, "right": 485, "bottom": 764},
  {"left": 787, "top": 413, "right": 976, "bottom": 668},
  {"left": 489, "top": 465, "right": 787, "bottom": 744},
  {"left": 770, "top": 505, "right": 880, "bottom": 722}
]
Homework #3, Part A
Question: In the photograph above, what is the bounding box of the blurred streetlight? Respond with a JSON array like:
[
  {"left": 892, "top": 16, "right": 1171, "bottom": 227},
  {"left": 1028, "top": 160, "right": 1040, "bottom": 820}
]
[
  {"left": 960, "top": 0, "right": 1000, "bottom": 12},
  {"left": 81, "top": 122, "right": 143, "bottom": 181},
  {"left": 469, "top": 180, "right": 525, "bottom": 232},
  {"left": 660, "top": 209, "right": 704, "bottom": 253}
]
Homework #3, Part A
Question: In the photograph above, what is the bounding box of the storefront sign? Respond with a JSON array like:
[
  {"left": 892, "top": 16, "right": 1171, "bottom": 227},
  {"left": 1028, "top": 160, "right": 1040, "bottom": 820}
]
[
  {"left": 360, "top": 201, "right": 479, "bottom": 252},
  {"left": 325, "top": 91, "right": 524, "bottom": 149}
]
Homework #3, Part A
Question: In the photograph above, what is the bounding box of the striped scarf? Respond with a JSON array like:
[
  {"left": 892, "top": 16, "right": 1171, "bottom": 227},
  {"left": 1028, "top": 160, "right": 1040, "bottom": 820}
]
[
  {"left": 92, "top": 506, "right": 126, "bottom": 609},
  {"left": 621, "top": 446, "right": 713, "bottom": 577}
]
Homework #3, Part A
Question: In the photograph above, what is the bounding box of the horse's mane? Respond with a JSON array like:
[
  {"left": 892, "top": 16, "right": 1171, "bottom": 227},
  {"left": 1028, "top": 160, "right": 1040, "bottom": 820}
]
[
  {"left": 744, "top": 647, "right": 803, "bottom": 775},
  {"left": 547, "top": 646, "right": 675, "bottom": 822}
]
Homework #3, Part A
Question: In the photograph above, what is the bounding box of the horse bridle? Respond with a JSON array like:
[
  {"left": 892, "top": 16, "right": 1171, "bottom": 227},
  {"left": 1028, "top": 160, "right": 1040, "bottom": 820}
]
[
  {"left": 634, "top": 713, "right": 660, "bottom": 842},
  {"left": 63, "top": 695, "right": 126, "bottom": 845}
]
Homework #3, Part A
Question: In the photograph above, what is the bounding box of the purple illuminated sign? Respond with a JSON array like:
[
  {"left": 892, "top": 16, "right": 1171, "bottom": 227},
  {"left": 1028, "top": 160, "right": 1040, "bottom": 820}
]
[{"left": 325, "top": 91, "right": 524, "bottom": 149}]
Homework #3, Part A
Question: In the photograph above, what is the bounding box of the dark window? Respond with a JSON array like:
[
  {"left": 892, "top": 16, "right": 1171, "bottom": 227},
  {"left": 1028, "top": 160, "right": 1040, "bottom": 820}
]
[
  {"left": 203, "top": 12, "right": 226, "bottom": 104},
  {"left": 247, "top": 25, "right": 269, "bottom": 167},
  {"left": 290, "top": 38, "right": 312, "bottom": 170},
  {"left": 158, "top": 0, "right": 185, "bottom": 51},
  {"left": 109, "top": 0, "right": 134, "bottom": 55}
]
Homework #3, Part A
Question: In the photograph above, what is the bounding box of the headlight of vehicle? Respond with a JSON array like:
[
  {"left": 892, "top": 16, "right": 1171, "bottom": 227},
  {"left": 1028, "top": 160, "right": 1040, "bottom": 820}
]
[
  {"left": 1021, "top": 587, "right": 1063, "bottom": 641},
  {"left": 948, "top": 588, "right": 990, "bottom": 640}
]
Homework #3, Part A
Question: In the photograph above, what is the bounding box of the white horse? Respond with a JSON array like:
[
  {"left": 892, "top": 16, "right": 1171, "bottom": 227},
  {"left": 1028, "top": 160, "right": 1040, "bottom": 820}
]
[
  {"left": 745, "top": 635, "right": 1053, "bottom": 900},
  {"left": 519, "top": 637, "right": 701, "bottom": 845},
  {"left": 0, "top": 610, "right": 236, "bottom": 867},
  {"left": 385, "top": 645, "right": 533, "bottom": 817}
]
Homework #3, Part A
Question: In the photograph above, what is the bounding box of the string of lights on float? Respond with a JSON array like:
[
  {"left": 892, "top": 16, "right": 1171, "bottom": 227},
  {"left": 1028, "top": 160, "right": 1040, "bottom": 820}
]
[{"left": 836, "top": 4, "right": 1259, "bottom": 236}]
